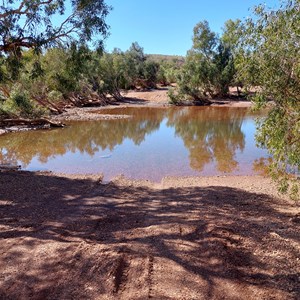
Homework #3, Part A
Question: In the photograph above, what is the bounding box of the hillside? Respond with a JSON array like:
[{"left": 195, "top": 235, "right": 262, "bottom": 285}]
[{"left": 146, "top": 53, "right": 185, "bottom": 64}]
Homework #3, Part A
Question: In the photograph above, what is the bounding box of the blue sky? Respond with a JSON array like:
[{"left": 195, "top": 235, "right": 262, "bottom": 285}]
[{"left": 104, "top": 0, "right": 279, "bottom": 55}]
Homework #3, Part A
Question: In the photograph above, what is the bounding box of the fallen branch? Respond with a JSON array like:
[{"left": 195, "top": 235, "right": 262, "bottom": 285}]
[
  {"left": 0, "top": 118, "right": 65, "bottom": 128},
  {"left": 32, "top": 96, "right": 64, "bottom": 114}
]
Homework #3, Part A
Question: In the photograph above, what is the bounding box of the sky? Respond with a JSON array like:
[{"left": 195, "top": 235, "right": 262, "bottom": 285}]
[{"left": 104, "top": 0, "right": 280, "bottom": 56}]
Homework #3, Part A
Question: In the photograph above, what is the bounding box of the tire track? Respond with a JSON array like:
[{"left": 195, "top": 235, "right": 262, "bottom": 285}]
[
  {"left": 148, "top": 255, "right": 154, "bottom": 298},
  {"left": 113, "top": 254, "right": 130, "bottom": 294}
]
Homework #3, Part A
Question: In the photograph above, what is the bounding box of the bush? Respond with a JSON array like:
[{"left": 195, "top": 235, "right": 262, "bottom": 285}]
[
  {"left": 1, "top": 86, "right": 45, "bottom": 118},
  {"left": 168, "top": 88, "right": 182, "bottom": 105}
]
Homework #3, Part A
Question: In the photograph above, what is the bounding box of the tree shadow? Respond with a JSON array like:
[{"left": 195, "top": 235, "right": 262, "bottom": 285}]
[
  {"left": 120, "top": 97, "right": 150, "bottom": 104},
  {"left": 0, "top": 171, "right": 299, "bottom": 299}
]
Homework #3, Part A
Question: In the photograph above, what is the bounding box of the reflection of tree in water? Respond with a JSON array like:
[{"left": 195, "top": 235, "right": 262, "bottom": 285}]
[
  {"left": 252, "top": 157, "right": 272, "bottom": 175},
  {"left": 0, "top": 107, "right": 248, "bottom": 173},
  {"left": 167, "top": 107, "right": 246, "bottom": 172},
  {"left": 0, "top": 108, "right": 166, "bottom": 167}
]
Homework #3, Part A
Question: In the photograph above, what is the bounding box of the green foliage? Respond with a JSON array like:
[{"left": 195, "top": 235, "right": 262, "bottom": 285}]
[
  {"left": 148, "top": 54, "right": 184, "bottom": 86},
  {"left": 0, "top": 0, "right": 112, "bottom": 117},
  {"left": 155, "top": 59, "right": 182, "bottom": 86},
  {"left": 222, "top": 19, "right": 242, "bottom": 49},
  {"left": 95, "top": 42, "right": 163, "bottom": 91},
  {"left": 221, "top": 19, "right": 245, "bottom": 92},
  {"left": 123, "top": 42, "right": 157, "bottom": 89},
  {"left": 12, "top": 93, "right": 33, "bottom": 114},
  {"left": 0, "top": 0, "right": 111, "bottom": 56},
  {"left": 167, "top": 88, "right": 182, "bottom": 105},
  {"left": 241, "top": 0, "right": 300, "bottom": 199},
  {"left": 212, "top": 43, "right": 235, "bottom": 96},
  {"left": 170, "top": 20, "right": 236, "bottom": 105},
  {"left": 0, "top": 84, "right": 44, "bottom": 118},
  {"left": 0, "top": 40, "right": 175, "bottom": 118},
  {"left": 90, "top": 51, "right": 125, "bottom": 100},
  {"left": 47, "top": 91, "right": 64, "bottom": 103},
  {"left": 192, "top": 20, "right": 217, "bottom": 58}
]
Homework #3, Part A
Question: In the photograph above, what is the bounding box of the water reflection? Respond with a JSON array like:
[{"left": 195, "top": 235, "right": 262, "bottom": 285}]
[
  {"left": 0, "top": 107, "right": 268, "bottom": 180},
  {"left": 167, "top": 107, "right": 245, "bottom": 172},
  {"left": 0, "top": 107, "right": 166, "bottom": 166}
]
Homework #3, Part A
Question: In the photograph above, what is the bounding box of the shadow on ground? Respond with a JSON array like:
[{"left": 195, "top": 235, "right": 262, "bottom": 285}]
[{"left": 0, "top": 171, "right": 299, "bottom": 299}]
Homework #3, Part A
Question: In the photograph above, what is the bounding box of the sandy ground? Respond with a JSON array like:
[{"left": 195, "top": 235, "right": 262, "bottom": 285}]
[
  {"left": 123, "top": 88, "right": 252, "bottom": 107},
  {"left": 0, "top": 171, "right": 299, "bottom": 300}
]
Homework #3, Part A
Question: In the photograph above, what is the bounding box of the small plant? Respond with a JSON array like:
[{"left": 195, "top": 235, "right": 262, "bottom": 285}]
[
  {"left": 13, "top": 93, "right": 33, "bottom": 114},
  {"left": 168, "top": 88, "right": 182, "bottom": 105},
  {"left": 0, "top": 85, "right": 46, "bottom": 118},
  {"left": 47, "top": 90, "right": 63, "bottom": 103}
]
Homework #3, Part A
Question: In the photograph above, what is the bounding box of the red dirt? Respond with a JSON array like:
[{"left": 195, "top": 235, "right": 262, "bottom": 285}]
[
  {"left": 0, "top": 171, "right": 299, "bottom": 299},
  {"left": 123, "top": 88, "right": 252, "bottom": 107}
]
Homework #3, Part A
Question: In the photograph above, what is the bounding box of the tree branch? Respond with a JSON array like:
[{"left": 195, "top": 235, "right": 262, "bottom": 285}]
[{"left": 0, "top": 0, "right": 55, "bottom": 18}]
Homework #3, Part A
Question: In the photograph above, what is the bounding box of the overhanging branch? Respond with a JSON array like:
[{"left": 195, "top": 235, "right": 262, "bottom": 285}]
[{"left": 0, "top": 0, "right": 55, "bottom": 18}]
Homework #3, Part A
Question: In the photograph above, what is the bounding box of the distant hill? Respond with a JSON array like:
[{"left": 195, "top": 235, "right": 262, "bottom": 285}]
[{"left": 146, "top": 54, "right": 185, "bottom": 64}]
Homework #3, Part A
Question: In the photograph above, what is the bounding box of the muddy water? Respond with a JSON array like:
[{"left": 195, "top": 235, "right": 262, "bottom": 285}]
[{"left": 0, "top": 107, "right": 269, "bottom": 181}]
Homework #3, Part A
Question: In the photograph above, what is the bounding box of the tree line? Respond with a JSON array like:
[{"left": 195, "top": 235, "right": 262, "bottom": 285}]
[{"left": 0, "top": 40, "right": 183, "bottom": 117}]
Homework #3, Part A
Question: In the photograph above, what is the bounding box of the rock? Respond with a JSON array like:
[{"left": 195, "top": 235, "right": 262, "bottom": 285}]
[{"left": 0, "top": 129, "right": 6, "bottom": 135}]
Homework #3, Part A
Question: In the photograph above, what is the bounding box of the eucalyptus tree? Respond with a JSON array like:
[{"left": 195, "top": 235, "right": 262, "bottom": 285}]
[
  {"left": 169, "top": 20, "right": 235, "bottom": 105},
  {"left": 0, "top": 0, "right": 111, "bottom": 56},
  {"left": 241, "top": 0, "right": 300, "bottom": 198},
  {"left": 89, "top": 51, "right": 126, "bottom": 101},
  {"left": 221, "top": 19, "right": 245, "bottom": 95}
]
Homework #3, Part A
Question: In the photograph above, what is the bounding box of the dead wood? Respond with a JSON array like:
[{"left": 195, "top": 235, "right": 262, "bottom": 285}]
[{"left": 0, "top": 118, "right": 65, "bottom": 128}]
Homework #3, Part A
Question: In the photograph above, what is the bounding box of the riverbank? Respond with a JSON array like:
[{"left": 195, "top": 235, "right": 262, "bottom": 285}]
[
  {"left": 51, "top": 88, "right": 252, "bottom": 122},
  {"left": 0, "top": 170, "right": 299, "bottom": 299},
  {"left": 0, "top": 88, "right": 252, "bottom": 131}
]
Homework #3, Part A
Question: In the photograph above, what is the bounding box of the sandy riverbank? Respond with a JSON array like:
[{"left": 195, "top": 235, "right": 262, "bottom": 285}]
[
  {"left": 0, "top": 170, "right": 299, "bottom": 299},
  {"left": 51, "top": 88, "right": 252, "bottom": 122},
  {"left": 0, "top": 88, "right": 252, "bottom": 129}
]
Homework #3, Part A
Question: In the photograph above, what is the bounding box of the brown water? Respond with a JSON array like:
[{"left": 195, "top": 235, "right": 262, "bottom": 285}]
[{"left": 0, "top": 106, "right": 269, "bottom": 181}]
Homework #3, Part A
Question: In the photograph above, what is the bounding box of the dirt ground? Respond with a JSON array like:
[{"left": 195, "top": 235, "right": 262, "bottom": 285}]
[
  {"left": 123, "top": 87, "right": 252, "bottom": 107},
  {"left": 0, "top": 171, "right": 299, "bottom": 300}
]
